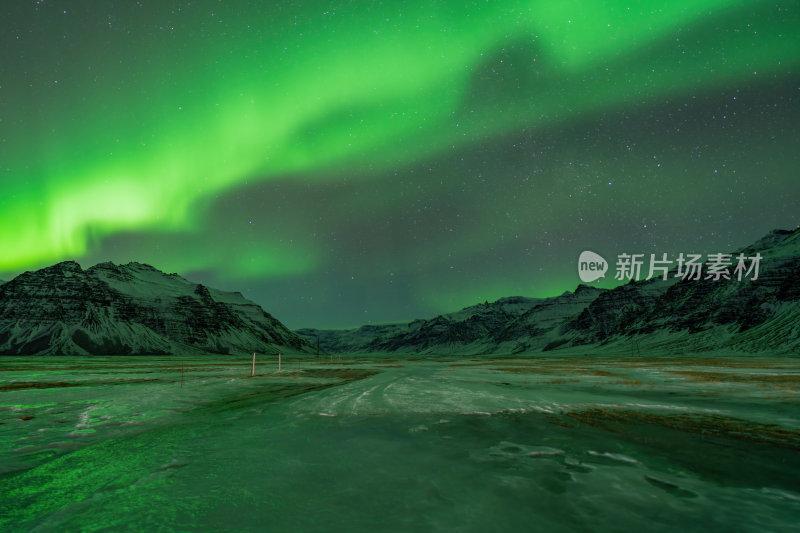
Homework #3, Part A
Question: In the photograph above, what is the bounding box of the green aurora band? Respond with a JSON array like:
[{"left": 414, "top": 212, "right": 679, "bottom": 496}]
[{"left": 2, "top": 0, "right": 799, "bottom": 324}]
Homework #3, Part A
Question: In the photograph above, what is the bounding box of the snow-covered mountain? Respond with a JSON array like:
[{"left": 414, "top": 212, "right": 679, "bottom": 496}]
[
  {"left": 562, "top": 227, "right": 800, "bottom": 354},
  {"left": 298, "top": 296, "right": 548, "bottom": 355},
  {"left": 4, "top": 228, "right": 797, "bottom": 357},
  {"left": 0, "top": 261, "right": 315, "bottom": 356},
  {"left": 298, "top": 228, "right": 800, "bottom": 355}
]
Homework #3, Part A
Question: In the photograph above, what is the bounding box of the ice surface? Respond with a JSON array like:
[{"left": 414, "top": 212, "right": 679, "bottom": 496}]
[{"left": 1, "top": 354, "right": 799, "bottom": 532}]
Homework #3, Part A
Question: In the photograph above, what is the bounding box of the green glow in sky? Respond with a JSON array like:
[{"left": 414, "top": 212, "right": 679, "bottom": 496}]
[{"left": 2, "top": 1, "right": 799, "bottom": 326}]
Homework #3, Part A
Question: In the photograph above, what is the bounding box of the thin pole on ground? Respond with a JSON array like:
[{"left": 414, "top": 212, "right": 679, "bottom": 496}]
[
  {"left": 251, "top": 352, "right": 256, "bottom": 377},
  {"left": 278, "top": 352, "right": 282, "bottom": 372}
]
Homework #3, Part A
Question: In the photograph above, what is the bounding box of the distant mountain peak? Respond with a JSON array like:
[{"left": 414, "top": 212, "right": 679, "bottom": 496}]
[
  {"left": 123, "top": 261, "right": 162, "bottom": 271},
  {"left": 573, "top": 283, "right": 603, "bottom": 295},
  {"left": 494, "top": 296, "right": 533, "bottom": 304},
  {"left": 739, "top": 227, "right": 799, "bottom": 255},
  {"left": 48, "top": 260, "right": 83, "bottom": 272}
]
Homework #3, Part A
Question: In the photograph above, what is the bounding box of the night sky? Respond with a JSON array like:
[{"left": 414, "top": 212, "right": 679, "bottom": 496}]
[{"left": 2, "top": 1, "right": 799, "bottom": 328}]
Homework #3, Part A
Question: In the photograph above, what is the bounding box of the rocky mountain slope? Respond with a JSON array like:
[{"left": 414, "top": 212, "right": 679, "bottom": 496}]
[
  {"left": 298, "top": 228, "right": 800, "bottom": 355},
  {"left": 299, "top": 296, "right": 547, "bottom": 355},
  {"left": 0, "top": 261, "right": 315, "bottom": 356},
  {"left": 561, "top": 228, "right": 800, "bottom": 354}
]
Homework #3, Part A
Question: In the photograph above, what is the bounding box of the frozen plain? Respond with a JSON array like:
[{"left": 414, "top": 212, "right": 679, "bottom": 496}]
[{"left": 1, "top": 353, "right": 799, "bottom": 532}]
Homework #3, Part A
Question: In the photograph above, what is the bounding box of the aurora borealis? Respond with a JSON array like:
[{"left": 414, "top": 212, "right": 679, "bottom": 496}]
[{"left": 2, "top": 1, "right": 799, "bottom": 328}]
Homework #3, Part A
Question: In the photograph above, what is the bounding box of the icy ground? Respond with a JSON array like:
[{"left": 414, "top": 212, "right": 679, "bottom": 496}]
[{"left": 1, "top": 354, "right": 799, "bottom": 532}]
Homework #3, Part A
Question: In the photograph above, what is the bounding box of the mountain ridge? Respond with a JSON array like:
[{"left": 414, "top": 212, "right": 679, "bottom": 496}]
[
  {"left": 298, "top": 228, "right": 800, "bottom": 355},
  {"left": 0, "top": 260, "right": 315, "bottom": 356},
  {"left": 2, "top": 228, "right": 798, "bottom": 357}
]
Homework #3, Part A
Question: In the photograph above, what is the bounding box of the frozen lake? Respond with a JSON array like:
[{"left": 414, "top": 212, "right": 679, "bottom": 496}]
[{"left": 2, "top": 354, "right": 799, "bottom": 532}]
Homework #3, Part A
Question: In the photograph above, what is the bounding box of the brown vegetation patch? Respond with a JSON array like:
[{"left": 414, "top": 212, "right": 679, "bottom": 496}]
[
  {"left": 576, "top": 369, "right": 617, "bottom": 377},
  {"left": 611, "top": 379, "right": 646, "bottom": 387},
  {"left": 615, "top": 357, "right": 794, "bottom": 369},
  {"left": 492, "top": 367, "right": 562, "bottom": 375},
  {"left": 0, "top": 381, "right": 84, "bottom": 391},
  {"left": 567, "top": 408, "right": 800, "bottom": 450},
  {"left": 543, "top": 378, "right": 581, "bottom": 384},
  {"left": 0, "top": 377, "right": 162, "bottom": 392},
  {"left": 451, "top": 360, "right": 552, "bottom": 368},
  {"left": 299, "top": 368, "right": 378, "bottom": 381},
  {"left": 671, "top": 371, "right": 800, "bottom": 387}
]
